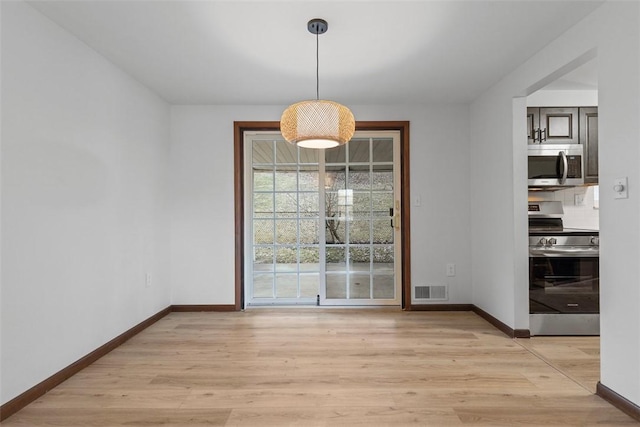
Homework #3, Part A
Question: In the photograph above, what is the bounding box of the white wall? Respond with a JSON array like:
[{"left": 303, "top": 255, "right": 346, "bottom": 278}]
[
  {"left": 597, "top": 2, "right": 640, "bottom": 405},
  {"left": 470, "top": 1, "right": 640, "bottom": 406},
  {"left": 527, "top": 89, "right": 598, "bottom": 107},
  {"left": 169, "top": 105, "right": 472, "bottom": 306},
  {"left": 0, "top": 2, "right": 171, "bottom": 404}
]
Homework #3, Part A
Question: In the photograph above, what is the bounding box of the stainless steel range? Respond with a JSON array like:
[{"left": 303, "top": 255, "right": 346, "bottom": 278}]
[{"left": 528, "top": 201, "right": 600, "bottom": 335}]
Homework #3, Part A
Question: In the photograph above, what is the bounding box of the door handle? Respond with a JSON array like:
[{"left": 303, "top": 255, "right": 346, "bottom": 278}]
[
  {"left": 559, "top": 151, "right": 568, "bottom": 184},
  {"left": 391, "top": 200, "right": 400, "bottom": 230}
]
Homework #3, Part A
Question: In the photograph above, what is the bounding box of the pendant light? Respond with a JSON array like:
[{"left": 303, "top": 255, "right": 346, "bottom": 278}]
[{"left": 280, "top": 19, "right": 355, "bottom": 149}]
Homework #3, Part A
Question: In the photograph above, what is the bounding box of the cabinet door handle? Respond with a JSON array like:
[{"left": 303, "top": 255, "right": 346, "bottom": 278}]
[
  {"left": 541, "top": 128, "right": 547, "bottom": 142},
  {"left": 533, "top": 128, "right": 540, "bottom": 143}
]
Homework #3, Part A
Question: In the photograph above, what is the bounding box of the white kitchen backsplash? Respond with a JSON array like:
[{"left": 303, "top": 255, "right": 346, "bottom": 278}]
[{"left": 529, "top": 186, "right": 600, "bottom": 230}]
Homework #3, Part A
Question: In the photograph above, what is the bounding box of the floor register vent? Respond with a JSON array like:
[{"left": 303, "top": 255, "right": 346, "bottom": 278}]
[{"left": 414, "top": 285, "right": 448, "bottom": 301}]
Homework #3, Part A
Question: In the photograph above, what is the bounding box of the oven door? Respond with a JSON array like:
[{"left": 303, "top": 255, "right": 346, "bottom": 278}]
[{"left": 529, "top": 255, "right": 599, "bottom": 335}]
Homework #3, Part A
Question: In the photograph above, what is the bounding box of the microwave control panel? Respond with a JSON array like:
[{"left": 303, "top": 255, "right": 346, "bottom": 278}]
[{"left": 566, "top": 155, "right": 581, "bottom": 178}]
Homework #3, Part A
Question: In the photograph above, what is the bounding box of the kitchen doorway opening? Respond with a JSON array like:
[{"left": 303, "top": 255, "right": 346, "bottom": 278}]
[
  {"left": 519, "top": 51, "right": 599, "bottom": 336},
  {"left": 233, "top": 122, "right": 411, "bottom": 310}
]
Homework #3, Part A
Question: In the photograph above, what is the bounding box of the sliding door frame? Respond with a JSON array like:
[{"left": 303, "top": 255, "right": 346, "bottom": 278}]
[{"left": 234, "top": 121, "right": 412, "bottom": 310}]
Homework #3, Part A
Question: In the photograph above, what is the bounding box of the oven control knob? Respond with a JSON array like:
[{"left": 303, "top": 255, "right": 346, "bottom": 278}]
[
  {"left": 548, "top": 238, "right": 557, "bottom": 245},
  {"left": 539, "top": 238, "right": 548, "bottom": 245},
  {"left": 591, "top": 236, "right": 599, "bottom": 245}
]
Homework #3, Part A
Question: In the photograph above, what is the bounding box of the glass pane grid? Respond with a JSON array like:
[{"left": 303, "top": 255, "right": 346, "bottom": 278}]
[
  {"left": 250, "top": 139, "right": 324, "bottom": 303},
  {"left": 250, "top": 134, "right": 397, "bottom": 305},
  {"left": 325, "top": 137, "right": 394, "bottom": 301}
]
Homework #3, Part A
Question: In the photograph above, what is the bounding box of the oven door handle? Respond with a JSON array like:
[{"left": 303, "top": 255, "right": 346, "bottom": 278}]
[
  {"left": 529, "top": 247, "right": 599, "bottom": 257},
  {"left": 559, "top": 151, "right": 568, "bottom": 184}
]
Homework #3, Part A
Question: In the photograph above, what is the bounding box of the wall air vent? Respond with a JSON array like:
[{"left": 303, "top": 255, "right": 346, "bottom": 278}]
[{"left": 414, "top": 285, "right": 448, "bottom": 302}]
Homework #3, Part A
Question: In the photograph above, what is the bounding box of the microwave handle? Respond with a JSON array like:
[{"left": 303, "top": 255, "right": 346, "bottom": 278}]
[{"left": 559, "top": 151, "right": 568, "bottom": 184}]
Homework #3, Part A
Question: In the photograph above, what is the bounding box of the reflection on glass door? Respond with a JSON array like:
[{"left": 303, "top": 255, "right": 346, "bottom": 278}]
[{"left": 244, "top": 132, "right": 401, "bottom": 306}]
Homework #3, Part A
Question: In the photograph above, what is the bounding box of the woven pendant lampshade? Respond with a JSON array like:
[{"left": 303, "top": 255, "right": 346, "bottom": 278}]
[
  {"left": 280, "top": 99, "right": 355, "bottom": 149},
  {"left": 280, "top": 19, "right": 355, "bottom": 149}
]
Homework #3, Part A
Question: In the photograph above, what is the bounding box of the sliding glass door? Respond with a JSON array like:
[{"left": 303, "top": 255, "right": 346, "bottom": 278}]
[{"left": 244, "top": 132, "right": 401, "bottom": 306}]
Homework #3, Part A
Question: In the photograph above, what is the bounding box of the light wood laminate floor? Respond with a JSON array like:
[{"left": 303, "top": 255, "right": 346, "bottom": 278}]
[
  {"left": 516, "top": 336, "right": 601, "bottom": 394},
  {"left": 3, "top": 309, "right": 636, "bottom": 426}
]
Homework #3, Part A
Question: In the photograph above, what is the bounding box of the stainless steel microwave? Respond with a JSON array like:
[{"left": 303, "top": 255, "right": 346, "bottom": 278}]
[{"left": 528, "top": 144, "right": 583, "bottom": 187}]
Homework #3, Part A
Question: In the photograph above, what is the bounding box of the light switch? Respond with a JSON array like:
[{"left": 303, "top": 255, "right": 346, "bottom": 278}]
[
  {"left": 614, "top": 177, "right": 628, "bottom": 199},
  {"left": 414, "top": 196, "right": 422, "bottom": 207}
]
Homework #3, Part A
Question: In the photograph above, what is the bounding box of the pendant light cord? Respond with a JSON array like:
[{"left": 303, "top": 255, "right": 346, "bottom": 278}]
[{"left": 316, "top": 31, "right": 320, "bottom": 100}]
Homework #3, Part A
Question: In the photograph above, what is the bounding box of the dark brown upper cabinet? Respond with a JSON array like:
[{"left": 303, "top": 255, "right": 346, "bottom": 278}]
[
  {"left": 527, "top": 107, "right": 579, "bottom": 144},
  {"left": 580, "top": 107, "right": 598, "bottom": 184},
  {"left": 527, "top": 108, "right": 540, "bottom": 144}
]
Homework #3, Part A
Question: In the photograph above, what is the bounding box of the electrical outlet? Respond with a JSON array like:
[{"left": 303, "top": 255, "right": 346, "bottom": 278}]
[
  {"left": 145, "top": 273, "right": 152, "bottom": 288},
  {"left": 446, "top": 263, "right": 456, "bottom": 277}
]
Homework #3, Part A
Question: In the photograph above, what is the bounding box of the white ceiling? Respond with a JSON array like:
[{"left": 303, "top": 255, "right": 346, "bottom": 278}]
[{"left": 28, "top": 1, "right": 603, "bottom": 105}]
